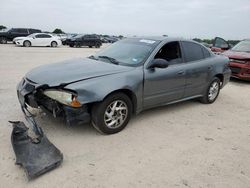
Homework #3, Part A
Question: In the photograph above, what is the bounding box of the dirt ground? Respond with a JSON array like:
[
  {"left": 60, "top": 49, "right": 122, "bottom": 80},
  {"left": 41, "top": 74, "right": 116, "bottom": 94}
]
[{"left": 0, "top": 44, "right": 250, "bottom": 188}]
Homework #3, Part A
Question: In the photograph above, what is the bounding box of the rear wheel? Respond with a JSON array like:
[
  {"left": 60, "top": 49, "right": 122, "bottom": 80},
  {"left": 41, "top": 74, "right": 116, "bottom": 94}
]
[
  {"left": 95, "top": 43, "right": 100, "bottom": 48},
  {"left": 51, "top": 41, "right": 58, "bottom": 47},
  {"left": 91, "top": 93, "right": 132, "bottom": 134},
  {"left": 0, "top": 37, "right": 7, "bottom": 44},
  {"left": 23, "top": 40, "right": 31, "bottom": 47},
  {"left": 200, "top": 77, "right": 221, "bottom": 104}
]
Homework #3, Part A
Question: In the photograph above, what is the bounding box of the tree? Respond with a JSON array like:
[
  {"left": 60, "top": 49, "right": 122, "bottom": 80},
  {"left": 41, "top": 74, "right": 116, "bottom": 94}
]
[
  {"left": 0, "top": 25, "right": 7, "bottom": 30},
  {"left": 52, "top": 28, "right": 64, "bottom": 34}
]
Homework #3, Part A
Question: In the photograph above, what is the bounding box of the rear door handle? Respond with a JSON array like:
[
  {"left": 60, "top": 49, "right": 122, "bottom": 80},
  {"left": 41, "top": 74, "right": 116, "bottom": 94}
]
[
  {"left": 208, "top": 66, "right": 213, "bottom": 70},
  {"left": 177, "top": 70, "right": 185, "bottom": 75}
]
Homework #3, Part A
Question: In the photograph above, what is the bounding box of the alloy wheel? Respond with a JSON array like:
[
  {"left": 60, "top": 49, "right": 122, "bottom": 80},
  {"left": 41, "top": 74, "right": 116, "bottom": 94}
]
[{"left": 104, "top": 100, "right": 128, "bottom": 129}]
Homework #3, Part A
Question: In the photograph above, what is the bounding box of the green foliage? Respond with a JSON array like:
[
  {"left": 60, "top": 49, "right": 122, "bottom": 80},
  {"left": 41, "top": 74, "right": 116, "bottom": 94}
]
[{"left": 52, "top": 28, "right": 64, "bottom": 34}]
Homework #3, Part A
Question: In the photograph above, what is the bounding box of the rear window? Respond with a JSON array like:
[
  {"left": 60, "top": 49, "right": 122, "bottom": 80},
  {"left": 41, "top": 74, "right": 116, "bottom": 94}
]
[{"left": 182, "top": 41, "right": 204, "bottom": 62}]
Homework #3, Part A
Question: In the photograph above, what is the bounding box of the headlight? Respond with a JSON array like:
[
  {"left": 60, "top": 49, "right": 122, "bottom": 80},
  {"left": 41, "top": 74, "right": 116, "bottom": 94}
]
[{"left": 43, "top": 90, "right": 81, "bottom": 107}]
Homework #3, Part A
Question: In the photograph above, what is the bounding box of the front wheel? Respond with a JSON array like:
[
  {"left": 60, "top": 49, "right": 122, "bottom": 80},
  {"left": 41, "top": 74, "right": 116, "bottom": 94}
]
[
  {"left": 200, "top": 77, "right": 221, "bottom": 104},
  {"left": 23, "top": 40, "right": 31, "bottom": 47},
  {"left": 91, "top": 93, "right": 132, "bottom": 134}
]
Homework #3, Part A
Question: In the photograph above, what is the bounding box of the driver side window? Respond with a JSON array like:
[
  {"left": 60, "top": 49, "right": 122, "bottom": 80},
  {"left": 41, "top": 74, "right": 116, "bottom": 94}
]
[{"left": 154, "top": 41, "right": 182, "bottom": 65}]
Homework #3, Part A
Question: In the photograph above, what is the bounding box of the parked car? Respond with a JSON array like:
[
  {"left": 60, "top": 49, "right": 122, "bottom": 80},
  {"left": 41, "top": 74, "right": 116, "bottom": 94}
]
[
  {"left": 104, "top": 36, "right": 119, "bottom": 43},
  {"left": 221, "top": 39, "right": 250, "bottom": 81},
  {"left": 17, "top": 37, "right": 230, "bottom": 135},
  {"left": 0, "top": 28, "right": 41, "bottom": 44},
  {"left": 68, "top": 34, "right": 102, "bottom": 48},
  {"left": 14, "top": 33, "right": 62, "bottom": 47},
  {"left": 61, "top": 34, "right": 78, "bottom": 45}
]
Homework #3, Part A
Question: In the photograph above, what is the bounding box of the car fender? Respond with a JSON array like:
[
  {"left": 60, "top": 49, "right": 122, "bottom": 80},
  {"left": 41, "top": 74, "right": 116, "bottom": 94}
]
[{"left": 65, "top": 67, "right": 144, "bottom": 113}]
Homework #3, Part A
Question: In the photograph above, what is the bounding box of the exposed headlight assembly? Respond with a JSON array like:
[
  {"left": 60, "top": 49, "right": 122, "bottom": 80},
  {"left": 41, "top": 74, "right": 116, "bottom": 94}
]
[{"left": 43, "top": 90, "right": 81, "bottom": 107}]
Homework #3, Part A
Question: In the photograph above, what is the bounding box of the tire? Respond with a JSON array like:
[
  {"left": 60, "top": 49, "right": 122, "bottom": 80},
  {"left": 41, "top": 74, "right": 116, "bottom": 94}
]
[
  {"left": 69, "top": 44, "right": 74, "bottom": 47},
  {"left": 91, "top": 92, "right": 132, "bottom": 134},
  {"left": 51, "top": 41, "right": 58, "bottom": 47},
  {"left": 89, "top": 46, "right": 93, "bottom": 48},
  {"left": 75, "top": 43, "right": 81, "bottom": 48},
  {"left": 23, "top": 40, "right": 31, "bottom": 47},
  {"left": 200, "top": 77, "right": 221, "bottom": 104},
  {"left": 95, "top": 43, "right": 100, "bottom": 48},
  {"left": 0, "top": 37, "right": 7, "bottom": 44}
]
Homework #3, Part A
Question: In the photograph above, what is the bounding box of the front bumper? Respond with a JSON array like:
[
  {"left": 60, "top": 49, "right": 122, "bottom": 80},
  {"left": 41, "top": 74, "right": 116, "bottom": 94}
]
[
  {"left": 229, "top": 62, "right": 250, "bottom": 81},
  {"left": 17, "top": 78, "right": 91, "bottom": 125}
]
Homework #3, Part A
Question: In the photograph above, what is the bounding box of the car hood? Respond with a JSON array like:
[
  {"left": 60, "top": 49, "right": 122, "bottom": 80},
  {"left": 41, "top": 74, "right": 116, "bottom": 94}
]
[
  {"left": 13, "top": 37, "right": 27, "bottom": 41},
  {"left": 223, "top": 50, "right": 250, "bottom": 60},
  {"left": 26, "top": 58, "right": 133, "bottom": 87}
]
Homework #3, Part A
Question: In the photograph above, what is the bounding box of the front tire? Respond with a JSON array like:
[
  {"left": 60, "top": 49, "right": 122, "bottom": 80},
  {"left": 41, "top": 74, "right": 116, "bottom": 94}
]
[
  {"left": 200, "top": 77, "right": 221, "bottom": 104},
  {"left": 91, "top": 93, "right": 132, "bottom": 134},
  {"left": 23, "top": 40, "right": 31, "bottom": 47}
]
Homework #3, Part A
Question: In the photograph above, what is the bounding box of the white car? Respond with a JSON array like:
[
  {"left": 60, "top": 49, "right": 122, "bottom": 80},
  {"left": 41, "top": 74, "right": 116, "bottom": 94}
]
[{"left": 14, "top": 33, "right": 62, "bottom": 47}]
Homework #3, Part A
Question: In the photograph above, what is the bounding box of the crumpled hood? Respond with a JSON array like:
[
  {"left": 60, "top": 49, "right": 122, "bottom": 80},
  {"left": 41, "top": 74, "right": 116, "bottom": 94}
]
[
  {"left": 223, "top": 50, "right": 250, "bottom": 60},
  {"left": 26, "top": 58, "right": 133, "bottom": 87}
]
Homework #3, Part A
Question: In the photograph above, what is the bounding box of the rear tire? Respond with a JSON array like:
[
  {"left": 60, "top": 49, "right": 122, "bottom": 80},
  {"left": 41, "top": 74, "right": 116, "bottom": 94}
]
[
  {"left": 51, "top": 41, "right": 58, "bottom": 47},
  {"left": 0, "top": 37, "right": 7, "bottom": 44},
  {"left": 91, "top": 93, "right": 132, "bottom": 134},
  {"left": 200, "top": 77, "right": 221, "bottom": 104},
  {"left": 95, "top": 43, "right": 100, "bottom": 48},
  {"left": 23, "top": 40, "right": 31, "bottom": 47}
]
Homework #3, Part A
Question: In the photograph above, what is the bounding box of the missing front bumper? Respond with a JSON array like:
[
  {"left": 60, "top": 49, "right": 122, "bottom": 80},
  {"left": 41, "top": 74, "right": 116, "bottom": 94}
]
[{"left": 10, "top": 121, "right": 63, "bottom": 180}]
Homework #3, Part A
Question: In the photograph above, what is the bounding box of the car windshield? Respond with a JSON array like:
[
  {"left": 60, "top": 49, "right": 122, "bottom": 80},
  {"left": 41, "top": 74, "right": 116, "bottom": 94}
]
[
  {"left": 231, "top": 40, "right": 250, "bottom": 52},
  {"left": 93, "top": 38, "right": 160, "bottom": 66}
]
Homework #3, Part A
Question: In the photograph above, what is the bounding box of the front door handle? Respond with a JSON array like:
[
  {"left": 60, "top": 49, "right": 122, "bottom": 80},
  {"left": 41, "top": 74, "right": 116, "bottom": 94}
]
[
  {"left": 177, "top": 70, "right": 185, "bottom": 75},
  {"left": 208, "top": 66, "right": 213, "bottom": 70}
]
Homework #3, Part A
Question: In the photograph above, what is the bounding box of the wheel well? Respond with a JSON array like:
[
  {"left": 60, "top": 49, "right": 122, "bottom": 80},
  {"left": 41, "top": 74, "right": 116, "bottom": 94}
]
[
  {"left": 51, "top": 41, "right": 57, "bottom": 44},
  {"left": 215, "top": 74, "right": 224, "bottom": 85},
  {"left": 105, "top": 89, "right": 137, "bottom": 114}
]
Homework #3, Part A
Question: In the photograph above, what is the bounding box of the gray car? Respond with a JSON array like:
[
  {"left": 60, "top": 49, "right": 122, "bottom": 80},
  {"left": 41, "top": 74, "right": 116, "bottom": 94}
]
[{"left": 17, "top": 37, "right": 231, "bottom": 134}]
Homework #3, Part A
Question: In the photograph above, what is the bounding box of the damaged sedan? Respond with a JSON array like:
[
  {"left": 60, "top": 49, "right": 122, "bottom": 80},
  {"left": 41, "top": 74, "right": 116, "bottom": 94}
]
[{"left": 14, "top": 37, "right": 231, "bottom": 179}]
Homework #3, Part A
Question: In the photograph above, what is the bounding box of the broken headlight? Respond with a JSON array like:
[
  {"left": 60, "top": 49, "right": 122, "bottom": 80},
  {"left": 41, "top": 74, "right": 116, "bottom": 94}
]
[{"left": 43, "top": 90, "right": 81, "bottom": 107}]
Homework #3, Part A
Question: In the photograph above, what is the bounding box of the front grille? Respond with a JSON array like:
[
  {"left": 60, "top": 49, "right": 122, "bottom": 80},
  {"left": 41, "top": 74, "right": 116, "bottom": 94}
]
[{"left": 230, "top": 67, "right": 241, "bottom": 74}]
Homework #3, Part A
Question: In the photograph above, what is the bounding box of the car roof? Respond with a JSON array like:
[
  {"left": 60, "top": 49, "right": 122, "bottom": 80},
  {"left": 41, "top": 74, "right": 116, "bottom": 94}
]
[{"left": 127, "top": 36, "right": 198, "bottom": 43}]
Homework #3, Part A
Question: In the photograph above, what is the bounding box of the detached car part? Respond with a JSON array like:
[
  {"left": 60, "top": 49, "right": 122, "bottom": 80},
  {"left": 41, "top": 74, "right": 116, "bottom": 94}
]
[{"left": 11, "top": 101, "right": 63, "bottom": 179}]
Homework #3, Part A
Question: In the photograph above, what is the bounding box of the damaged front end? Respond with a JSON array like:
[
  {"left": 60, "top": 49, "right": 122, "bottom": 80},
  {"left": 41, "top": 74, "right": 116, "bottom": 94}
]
[{"left": 12, "top": 77, "right": 89, "bottom": 179}]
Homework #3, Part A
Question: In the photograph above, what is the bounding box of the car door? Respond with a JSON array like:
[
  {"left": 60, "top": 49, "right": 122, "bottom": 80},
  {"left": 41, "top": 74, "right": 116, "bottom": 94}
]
[
  {"left": 143, "top": 41, "right": 186, "bottom": 109},
  {"left": 180, "top": 41, "right": 213, "bottom": 97},
  {"left": 42, "top": 34, "right": 53, "bottom": 46},
  {"left": 32, "top": 34, "right": 45, "bottom": 46},
  {"left": 211, "top": 37, "right": 230, "bottom": 53}
]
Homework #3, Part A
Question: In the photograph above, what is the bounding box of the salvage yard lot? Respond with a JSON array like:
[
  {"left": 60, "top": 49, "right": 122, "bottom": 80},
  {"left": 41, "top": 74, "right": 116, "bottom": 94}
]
[{"left": 0, "top": 44, "right": 250, "bottom": 188}]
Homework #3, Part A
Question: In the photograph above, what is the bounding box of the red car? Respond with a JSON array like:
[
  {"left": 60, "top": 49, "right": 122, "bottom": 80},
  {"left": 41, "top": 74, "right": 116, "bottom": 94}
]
[{"left": 211, "top": 37, "right": 250, "bottom": 81}]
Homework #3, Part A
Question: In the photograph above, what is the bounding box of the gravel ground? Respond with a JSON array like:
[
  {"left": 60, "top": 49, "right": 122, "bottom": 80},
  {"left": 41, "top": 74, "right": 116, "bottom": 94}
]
[{"left": 0, "top": 44, "right": 250, "bottom": 188}]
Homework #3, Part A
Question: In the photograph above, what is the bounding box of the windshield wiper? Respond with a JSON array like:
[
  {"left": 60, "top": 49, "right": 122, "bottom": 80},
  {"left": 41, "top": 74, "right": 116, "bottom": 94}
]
[{"left": 98, "top": 56, "right": 120, "bottom": 65}]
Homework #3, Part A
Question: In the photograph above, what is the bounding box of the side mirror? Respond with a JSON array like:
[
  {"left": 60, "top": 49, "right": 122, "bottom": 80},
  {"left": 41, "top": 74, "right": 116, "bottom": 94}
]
[{"left": 147, "top": 58, "right": 169, "bottom": 69}]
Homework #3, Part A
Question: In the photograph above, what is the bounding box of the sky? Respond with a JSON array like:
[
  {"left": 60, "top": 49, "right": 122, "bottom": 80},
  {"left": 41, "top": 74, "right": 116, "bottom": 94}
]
[{"left": 0, "top": 0, "right": 250, "bottom": 39}]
